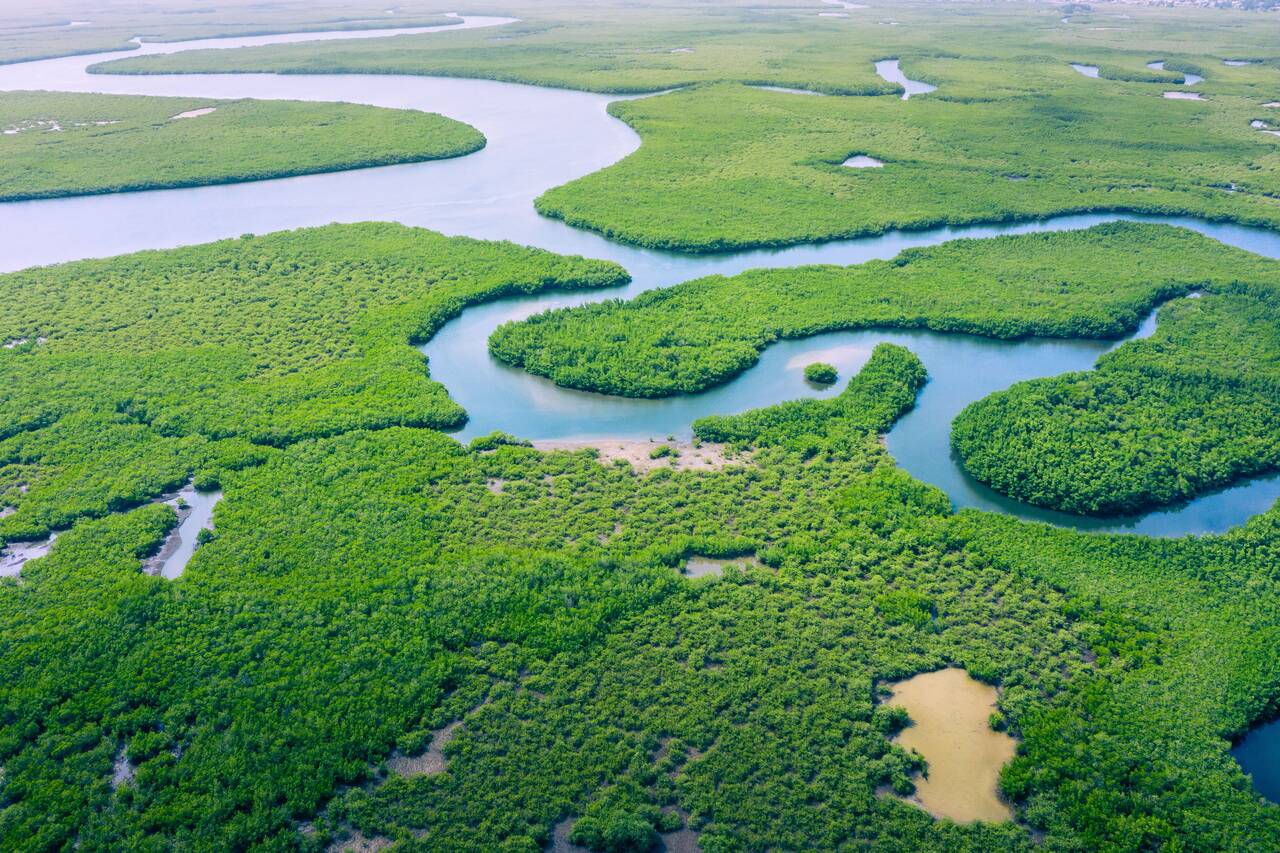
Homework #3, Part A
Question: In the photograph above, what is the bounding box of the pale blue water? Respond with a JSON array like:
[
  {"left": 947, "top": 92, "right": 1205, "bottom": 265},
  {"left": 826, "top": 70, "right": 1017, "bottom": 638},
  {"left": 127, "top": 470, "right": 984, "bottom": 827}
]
[
  {"left": 875, "top": 58, "right": 937, "bottom": 98},
  {"left": 0, "top": 19, "right": 1277, "bottom": 536}
]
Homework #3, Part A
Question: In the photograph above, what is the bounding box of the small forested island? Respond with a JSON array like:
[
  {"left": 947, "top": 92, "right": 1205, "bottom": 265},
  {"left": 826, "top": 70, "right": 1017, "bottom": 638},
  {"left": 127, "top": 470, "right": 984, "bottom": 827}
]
[
  {"left": 803, "top": 362, "right": 838, "bottom": 384},
  {"left": 2, "top": 1, "right": 1280, "bottom": 852}
]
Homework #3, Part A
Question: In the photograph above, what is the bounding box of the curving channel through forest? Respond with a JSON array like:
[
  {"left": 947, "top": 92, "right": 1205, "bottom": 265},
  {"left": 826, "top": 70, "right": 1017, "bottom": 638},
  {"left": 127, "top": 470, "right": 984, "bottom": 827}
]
[{"left": 2, "top": 15, "right": 1279, "bottom": 537}]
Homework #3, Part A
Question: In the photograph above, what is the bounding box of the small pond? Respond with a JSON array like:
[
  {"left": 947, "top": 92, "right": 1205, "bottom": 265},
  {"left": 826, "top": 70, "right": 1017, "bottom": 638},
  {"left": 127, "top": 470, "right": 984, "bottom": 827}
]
[
  {"left": 1233, "top": 719, "right": 1280, "bottom": 804},
  {"left": 683, "top": 554, "right": 761, "bottom": 578},
  {"left": 1147, "top": 60, "right": 1203, "bottom": 86},
  {"left": 842, "top": 154, "right": 883, "bottom": 168},
  {"left": 885, "top": 668, "right": 1016, "bottom": 823}
]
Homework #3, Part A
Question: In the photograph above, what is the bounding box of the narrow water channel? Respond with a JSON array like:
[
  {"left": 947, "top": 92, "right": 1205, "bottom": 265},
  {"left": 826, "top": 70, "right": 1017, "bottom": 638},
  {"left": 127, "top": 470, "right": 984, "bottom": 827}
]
[
  {"left": 0, "top": 20, "right": 1277, "bottom": 536},
  {"left": 147, "top": 486, "right": 222, "bottom": 579},
  {"left": 875, "top": 58, "right": 937, "bottom": 98}
]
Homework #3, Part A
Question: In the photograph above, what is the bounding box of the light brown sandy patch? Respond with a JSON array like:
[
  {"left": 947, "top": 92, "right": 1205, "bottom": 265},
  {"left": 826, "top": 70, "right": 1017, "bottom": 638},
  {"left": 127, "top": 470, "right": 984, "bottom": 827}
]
[
  {"left": 387, "top": 720, "right": 461, "bottom": 777},
  {"left": 884, "top": 668, "right": 1016, "bottom": 823},
  {"left": 486, "top": 478, "right": 506, "bottom": 494},
  {"left": 531, "top": 439, "right": 752, "bottom": 473}
]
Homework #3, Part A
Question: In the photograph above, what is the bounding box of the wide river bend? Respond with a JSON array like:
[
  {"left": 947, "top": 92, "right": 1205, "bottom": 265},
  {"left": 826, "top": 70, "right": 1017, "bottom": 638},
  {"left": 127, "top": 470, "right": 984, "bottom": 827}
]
[{"left": 1, "top": 16, "right": 1279, "bottom": 536}]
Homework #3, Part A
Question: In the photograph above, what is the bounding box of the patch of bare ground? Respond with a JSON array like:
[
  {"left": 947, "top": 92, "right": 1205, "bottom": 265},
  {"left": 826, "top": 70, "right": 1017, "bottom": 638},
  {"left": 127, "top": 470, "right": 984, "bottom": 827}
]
[
  {"left": 142, "top": 497, "right": 194, "bottom": 576},
  {"left": 111, "top": 746, "right": 135, "bottom": 790},
  {"left": 387, "top": 719, "right": 462, "bottom": 778},
  {"left": 658, "top": 810, "right": 701, "bottom": 853},
  {"left": 547, "top": 813, "right": 702, "bottom": 852},
  {"left": 596, "top": 520, "right": 625, "bottom": 544},
  {"left": 169, "top": 107, "right": 217, "bottom": 120},
  {"left": 531, "top": 439, "right": 751, "bottom": 473},
  {"left": 328, "top": 830, "right": 393, "bottom": 852},
  {"left": 1, "top": 533, "right": 56, "bottom": 578},
  {"left": 546, "top": 817, "right": 589, "bottom": 852},
  {"left": 486, "top": 477, "right": 505, "bottom": 494}
]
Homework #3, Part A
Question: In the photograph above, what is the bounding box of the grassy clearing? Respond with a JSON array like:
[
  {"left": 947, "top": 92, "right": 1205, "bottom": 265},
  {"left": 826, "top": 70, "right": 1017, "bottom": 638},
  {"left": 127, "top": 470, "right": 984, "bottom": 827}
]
[{"left": 532, "top": 80, "right": 1280, "bottom": 251}]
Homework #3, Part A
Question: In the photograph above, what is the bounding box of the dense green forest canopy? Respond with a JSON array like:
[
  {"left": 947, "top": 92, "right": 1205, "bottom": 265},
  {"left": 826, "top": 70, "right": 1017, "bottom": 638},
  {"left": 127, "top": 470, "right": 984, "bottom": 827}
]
[
  {"left": 0, "top": 91, "right": 484, "bottom": 201},
  {"left": 3, "top": 334, "right": 1280, "bottom": 850},
  {"left": 953, "top": 288, "right": 1280, "bottom": 515},
  {"left": 0, "top": 223, "right": 624, "bottom": 543},
  {"left": 3, "top": 2, "right": 1280, "bottom": 851}
]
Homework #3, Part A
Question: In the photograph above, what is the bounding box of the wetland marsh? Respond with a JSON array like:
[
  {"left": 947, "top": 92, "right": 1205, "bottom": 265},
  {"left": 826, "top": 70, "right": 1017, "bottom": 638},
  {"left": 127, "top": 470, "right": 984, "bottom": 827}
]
[{"left": 2, "top": 3, "right": 1280, "bottom": 851}]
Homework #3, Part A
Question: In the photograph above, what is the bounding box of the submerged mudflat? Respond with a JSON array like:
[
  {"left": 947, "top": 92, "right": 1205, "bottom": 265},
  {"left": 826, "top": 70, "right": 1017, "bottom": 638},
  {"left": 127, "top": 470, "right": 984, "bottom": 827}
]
[{"left": 887, "top": 668, "right": 1017, "bottom": 823}]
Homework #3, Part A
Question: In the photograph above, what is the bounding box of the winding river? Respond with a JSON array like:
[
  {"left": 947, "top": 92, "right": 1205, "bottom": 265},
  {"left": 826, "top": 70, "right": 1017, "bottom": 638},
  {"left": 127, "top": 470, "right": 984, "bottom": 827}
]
[{"left": 2, "top": 16, "right": 1279, "bottom": 537}]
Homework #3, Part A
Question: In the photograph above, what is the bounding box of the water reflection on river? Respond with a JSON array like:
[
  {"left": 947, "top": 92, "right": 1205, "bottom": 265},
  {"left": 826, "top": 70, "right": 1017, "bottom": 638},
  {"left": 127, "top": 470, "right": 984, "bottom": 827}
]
[{"left": 0, "top": 21, "right": 1278, "bottom": 535}]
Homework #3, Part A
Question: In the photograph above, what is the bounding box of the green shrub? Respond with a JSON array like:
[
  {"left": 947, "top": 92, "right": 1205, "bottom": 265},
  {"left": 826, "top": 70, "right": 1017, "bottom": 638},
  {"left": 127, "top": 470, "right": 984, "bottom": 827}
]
[{"left": 804, "top": 362, "right": 838, "bottom": 384}]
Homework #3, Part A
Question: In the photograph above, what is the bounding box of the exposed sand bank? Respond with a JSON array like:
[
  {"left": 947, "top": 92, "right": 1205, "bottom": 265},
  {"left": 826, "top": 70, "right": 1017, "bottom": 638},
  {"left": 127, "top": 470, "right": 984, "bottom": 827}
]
[
  {"left": 170, "top": 107, "right": 217, "bottom": 120},
  {"left": 531, "top": 439, "right": 751, "bottom": 473},
  {"left": 1, "top": 533, "right": 56, "bottom": 577}
]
